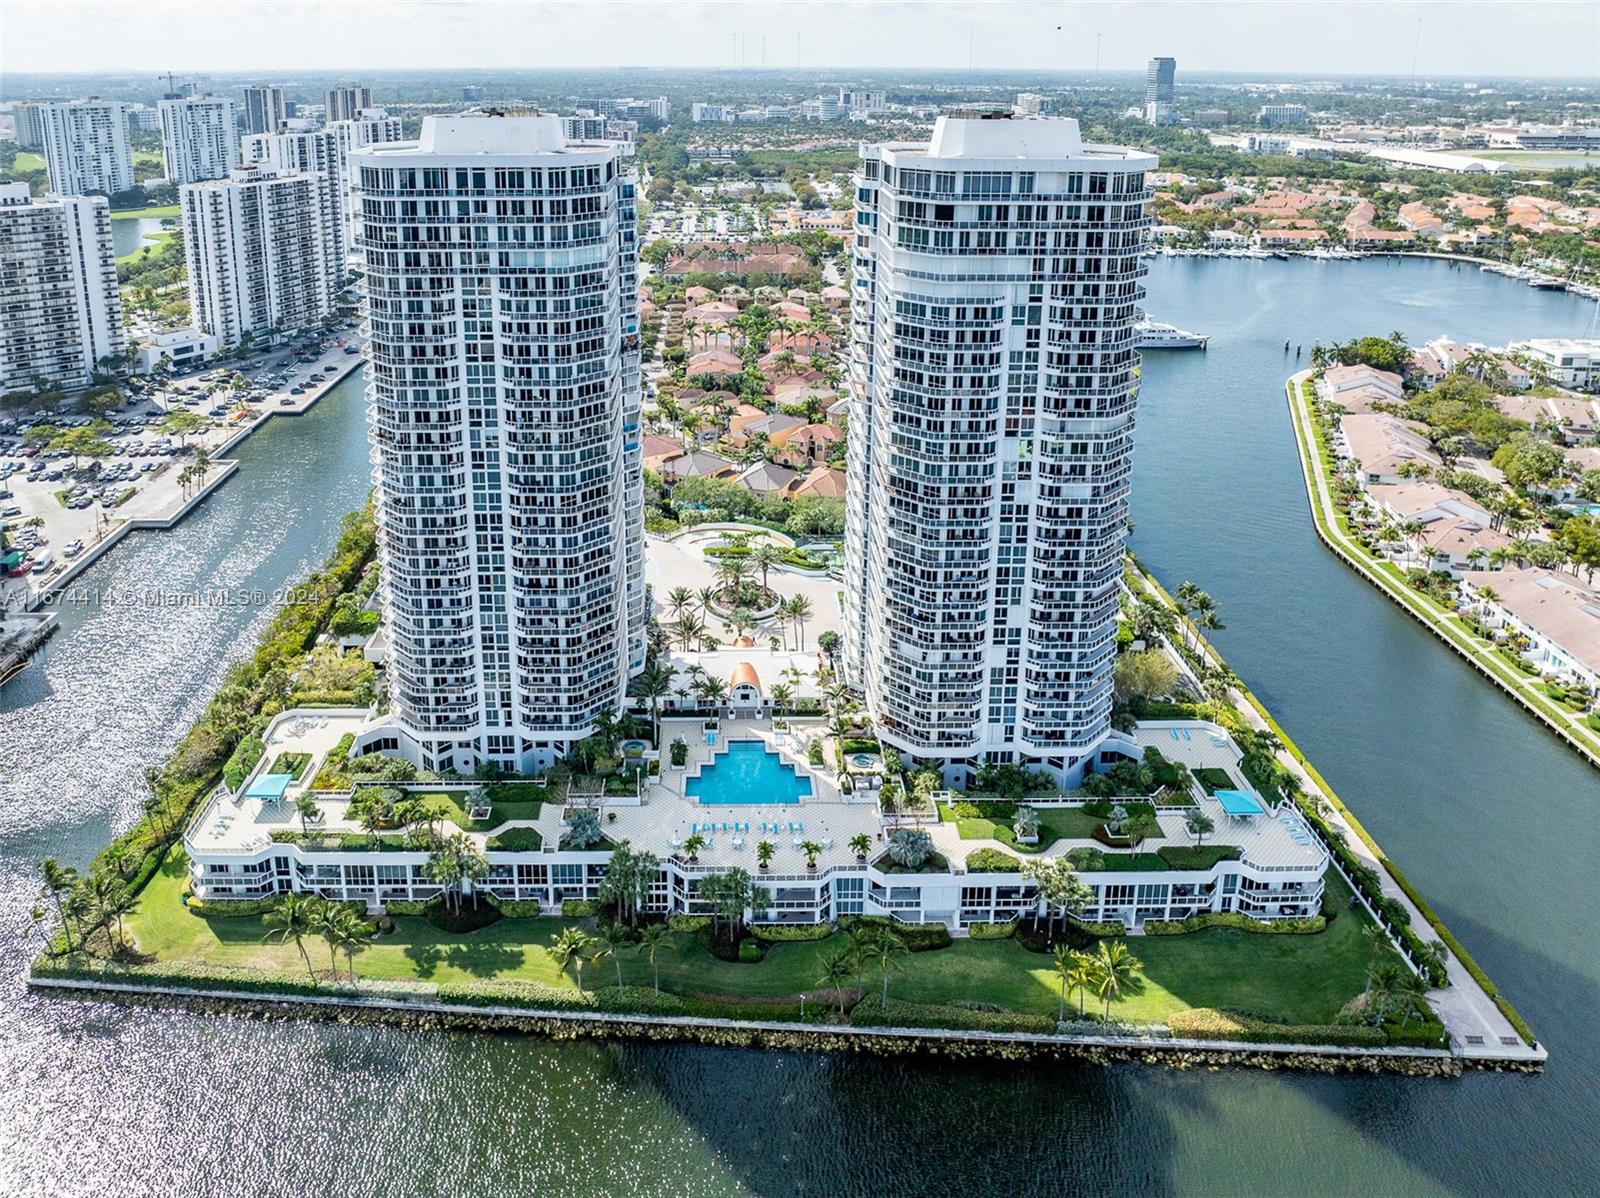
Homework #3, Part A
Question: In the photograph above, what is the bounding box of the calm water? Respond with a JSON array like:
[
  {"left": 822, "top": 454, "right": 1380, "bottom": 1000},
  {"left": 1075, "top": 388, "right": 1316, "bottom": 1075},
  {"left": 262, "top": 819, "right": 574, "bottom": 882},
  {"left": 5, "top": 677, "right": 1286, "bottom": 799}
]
[
  {"left": 1, "top": 262, "right": 1598, "bottom": 1196},
  {"left": 109, "top": 216, "right": 169, "bottom": 259}
]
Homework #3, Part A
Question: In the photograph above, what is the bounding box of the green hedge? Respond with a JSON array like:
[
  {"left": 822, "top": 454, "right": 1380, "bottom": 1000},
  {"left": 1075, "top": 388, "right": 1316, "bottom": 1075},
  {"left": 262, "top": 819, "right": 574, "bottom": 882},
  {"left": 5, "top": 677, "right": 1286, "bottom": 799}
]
[
  {"left": 839, "top": 915, "right": 951, "bottom": 952},
  {"left": 754, "top": 923, "right": 835, "bottom": 942},
  {"left": 490, "top": 896, "right": 542, "bottom": 918},
  {"left": 1067, "top": 917, "right": 1127, "bottom": 937},
  {"left": 1144, "top": 912, "right": 1326, "bottom": 936},
  {"left": 668, "top": 914, "right": 710, "bottom": 932},
  {"left": 269, "top": 751, "right": 312, "bottom": 780},
  {"left": 965, "top": 921, "right": 1018, "bottom": 940},
  {"left": 1165, "top": 1008, "right": 1425, "bottom": 1048},
  {"left": 839, "top": 738, "right": 880, "bottom": 755},
  {"left": 964, "top": 848, "right": 1023, "bottom": 873},
  {"left": 383, "top": 899, "right": 430, "bottom": 916},
  {"left": 223, "top": 735, "right": 265, "bottom": 793}
]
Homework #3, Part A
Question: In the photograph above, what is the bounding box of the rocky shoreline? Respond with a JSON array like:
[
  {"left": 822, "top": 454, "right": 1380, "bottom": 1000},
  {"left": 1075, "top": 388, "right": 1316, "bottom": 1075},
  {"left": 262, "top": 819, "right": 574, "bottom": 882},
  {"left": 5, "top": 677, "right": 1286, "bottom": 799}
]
[{"left": 33, "top": 976, "right": 1540, "bottom": 1077}]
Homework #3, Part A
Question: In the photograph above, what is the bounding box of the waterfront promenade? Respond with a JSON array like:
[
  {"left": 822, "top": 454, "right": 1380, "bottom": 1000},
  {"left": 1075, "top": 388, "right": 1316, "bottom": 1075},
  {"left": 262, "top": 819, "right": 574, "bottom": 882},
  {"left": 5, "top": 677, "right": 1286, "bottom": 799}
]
[
  {"left": 1285, "top": 369, "right": 1600, "bottom": 769},
  {"left": 1126, "top": 562, "right": 1541, "bottom": 1062}
]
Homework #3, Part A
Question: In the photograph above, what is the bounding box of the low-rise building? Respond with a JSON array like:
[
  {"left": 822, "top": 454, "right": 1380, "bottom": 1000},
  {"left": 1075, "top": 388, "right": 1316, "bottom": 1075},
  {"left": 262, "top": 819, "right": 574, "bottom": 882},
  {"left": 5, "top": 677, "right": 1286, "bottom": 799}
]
[
  {"left": 1508, "top": 340, "right": 1600, "bottom": 392},
  {"left": 185, "top": 712, "right": 1328, "bottom": 931},
  {"left": 1493, "top": 392, "right": 1600, "bottom": 440},
  {"left": 1365, "top": 481, "right": 1507, "bottom": 573},
  {"left": 1337, "top": 413, "right": 1441, "bottom": 484},
  {"left": 1460, "top": 569, "right": 1600, "bottom": 689}
]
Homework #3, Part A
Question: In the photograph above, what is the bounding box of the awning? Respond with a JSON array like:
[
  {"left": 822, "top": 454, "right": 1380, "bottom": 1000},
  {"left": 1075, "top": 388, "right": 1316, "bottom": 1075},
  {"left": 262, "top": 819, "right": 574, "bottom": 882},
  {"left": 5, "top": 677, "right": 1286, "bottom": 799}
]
[
  {"left": 243, "top": 773, "right": 294, "bottom": 802},
  {"left": 1215, "top": 789, "right": 1266, "bottom": 817}
]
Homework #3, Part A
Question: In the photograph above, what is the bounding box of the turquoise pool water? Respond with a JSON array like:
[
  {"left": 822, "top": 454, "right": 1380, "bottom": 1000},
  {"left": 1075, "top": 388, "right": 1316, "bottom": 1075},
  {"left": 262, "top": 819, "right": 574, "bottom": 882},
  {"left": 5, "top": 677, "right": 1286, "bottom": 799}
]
[{"left": 686, "top": 740, "right": 812, "bottom": 805}]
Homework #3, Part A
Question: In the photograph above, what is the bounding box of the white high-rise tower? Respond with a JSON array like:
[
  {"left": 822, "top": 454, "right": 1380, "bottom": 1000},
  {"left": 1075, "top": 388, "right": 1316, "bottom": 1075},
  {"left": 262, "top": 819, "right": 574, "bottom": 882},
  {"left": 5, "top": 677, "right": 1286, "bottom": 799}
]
[
  {"left": 40, "top": 99, "right": 133, "bottom": 196},
  {"left": 242, "top": 85, "right": 287, "bottom": 135},
  {"left": 352, "top": 112, "right": 644, "bottom": 775},
  {"left": 159, "top": 95, "right": 240, "bottom": 184},
  {"left": 843, "top": 113, "right": 1154, "bottom": 787},
  {"left": 0, "top": 183, "right": 125, "bottom": 392}
]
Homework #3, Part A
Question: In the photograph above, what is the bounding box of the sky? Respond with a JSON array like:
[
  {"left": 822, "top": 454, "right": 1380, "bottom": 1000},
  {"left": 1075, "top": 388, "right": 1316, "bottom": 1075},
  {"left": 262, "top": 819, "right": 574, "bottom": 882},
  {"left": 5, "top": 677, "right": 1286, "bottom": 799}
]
[{"left": 2, "top": 0, "right": 1597, "bottom": 79}]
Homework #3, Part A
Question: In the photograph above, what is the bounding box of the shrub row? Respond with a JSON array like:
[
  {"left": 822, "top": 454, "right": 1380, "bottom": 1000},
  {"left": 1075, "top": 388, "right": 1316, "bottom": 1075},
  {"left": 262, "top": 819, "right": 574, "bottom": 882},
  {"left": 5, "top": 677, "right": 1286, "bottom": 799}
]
[
  {"left": 561, "top": 899, "right": 599, "bottom": 918},
  {"left": 964, "top": 921, "right": 1018, "bottom": 940},
  {"left": 838, "top": 915, "right": 952, "bottom": 952},
  {"left": 1167, "top": 1008, "right": 1398, "bottom": 1048},
  {"left": 668, "top": 913, "right": 711, "bottom": 932},
  {"left": 754, "top": 923, "right": 835, "bottom": 942},
  {"left": 1144, "top": 912, "right": 1326, "bottom": 936}
]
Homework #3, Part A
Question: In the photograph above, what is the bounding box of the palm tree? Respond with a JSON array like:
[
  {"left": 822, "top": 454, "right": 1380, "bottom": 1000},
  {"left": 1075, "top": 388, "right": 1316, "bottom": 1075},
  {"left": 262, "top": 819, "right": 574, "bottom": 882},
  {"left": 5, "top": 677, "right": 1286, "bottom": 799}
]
[
  {"left": 550, "top": 926, "right": 595, "bottom": 992},
  {"left": 684, "top": 833, "right": 706, "bottom": 862},
  {"left": 785, "top": 594, "right": 814, "bottom": 650},
  {"left": 849, "top": 833, "right": 872, "bottom": 861},
  {"left": 635, "top": 923, "right": 670, "bottom": 997},
  {"left": 817, "top": 947, "right": 858, "bottom": 1015},
  {"left": 311, "top": 900, "right": 345, "bottom": 980},
  {"left": 95, "top": 876, "right": 136, "bottom": 951},
  {"left": 752, "top": 542, "right": 782, "bottom": 595},
  {"left": 770, "top": 681, "right": 794, "bottom": 710},
  {"left": 263, "top": 894, "right": 320, "bottom": 985},
  {"left": 1051, "top": 945, "right": 1078, "bottom": 1021},
  {"left": 1185, "top": 811, "right": 1215, "bottom": 845},
  {"left": 1364, "top": 961, "right": 1407, "bottom": 1026},
  {"left": 853, "top": 925, "right": 909, "bottom": 1008},
  {"left": 1065, "top": 950, "right": 1097, "bottom": 1018},
  {"left": 800, "top": 839, "right": 823, "bottom": 869},
  {"left": 635, "top": 659, "right": 676, "bottom": 744},
  {"left": 714, "top": 557, "right": 750, "bottom": 605},
  {"left": 591, "top": 922, "right": 632, "bottom": 994},
  {"left": 755, "top": 839, "right": 776, "bottom": 870},
  {"left": 334, "top": 907, "right": 373, "bottom": 981},
  {"left": 38, "top": 860, "right": 79, "bottom": 953},
  {"left": 1090, "top": 942, "right": 1143, "bottom": 1020},
  {"left": 665, "top": 586, "right": 696, "bottom": 621}
]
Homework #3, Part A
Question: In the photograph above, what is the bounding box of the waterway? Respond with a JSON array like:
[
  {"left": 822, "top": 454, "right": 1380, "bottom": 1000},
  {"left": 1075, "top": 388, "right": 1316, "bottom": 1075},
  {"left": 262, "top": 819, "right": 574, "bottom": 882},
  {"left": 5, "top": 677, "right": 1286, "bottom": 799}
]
[{"left": 1, "top": 260, "right": 1598, "bottom": 1196}]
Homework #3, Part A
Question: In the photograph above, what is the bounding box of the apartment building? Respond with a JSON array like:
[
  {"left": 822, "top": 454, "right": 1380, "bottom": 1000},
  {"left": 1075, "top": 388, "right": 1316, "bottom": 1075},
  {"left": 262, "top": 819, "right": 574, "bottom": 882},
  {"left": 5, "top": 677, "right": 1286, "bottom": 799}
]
[
  {"left": 158, "top": 94, "right": 240, "bottom": 184},
  {"left": 1257, "top": 104, "right": 1309, "bottom": 128},
  {"left": 0, "top": 183, "right": 125, "bottom": 392},
  {"left": 242, "top": 108, "right": 403, "bottom": 272},
  {"left": 324, "top": 83, "right": 374, "bottom": 124},
  {"left": 843, "top": 113, "right": 1155, "bottom": 787},
  {"left": 12, "top": 101, "right": 46, "bottom": 150},
  {"left": 242, "top": 85, "right": 288, "bottom": 135},
  {"left": 179, "top": 164, "right": 337, "bottom": 347},
  {"left": 39, "top": 99, "right": 134, "bottom": 196},
  {"left": 350, "top": 112, "right": 645, "bottom": 775}
]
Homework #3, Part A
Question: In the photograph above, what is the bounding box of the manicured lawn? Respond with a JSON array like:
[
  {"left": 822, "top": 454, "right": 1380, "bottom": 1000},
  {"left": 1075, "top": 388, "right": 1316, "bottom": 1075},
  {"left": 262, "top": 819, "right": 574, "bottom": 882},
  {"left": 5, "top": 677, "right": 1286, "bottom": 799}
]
[
  {"left": 938, "top": 801, "right": 1162, "bottom": 851},
  {"left": 133, "top": 149, "right": 164, "bottom": 167},
  {"left": 131, "top": 857, "right": 1387, "bottom": 1026},
  {"left": 109, "top": 204, "right": 180, "bottom": 219},
  {"left": 1194, "top": 767, "right": 1234, "bottom": 793},
  {"left": 11, "top": 150, "right": 45, "bottom": 173},
  {"left": 412, "top": 790, "right": 544, "bottom": 832}
]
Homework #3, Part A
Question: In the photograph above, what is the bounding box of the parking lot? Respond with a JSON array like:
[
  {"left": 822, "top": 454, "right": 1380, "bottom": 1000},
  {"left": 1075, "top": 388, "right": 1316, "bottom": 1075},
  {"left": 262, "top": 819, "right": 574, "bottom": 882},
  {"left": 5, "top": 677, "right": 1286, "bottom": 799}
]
[{"left": 1, "top": 324, "right": 363, "bottom": 607}]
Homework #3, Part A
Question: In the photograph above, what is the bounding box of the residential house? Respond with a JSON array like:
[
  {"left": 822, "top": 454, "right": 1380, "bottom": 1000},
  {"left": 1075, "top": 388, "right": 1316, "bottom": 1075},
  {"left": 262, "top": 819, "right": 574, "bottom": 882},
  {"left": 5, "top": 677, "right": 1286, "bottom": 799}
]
[
  {"left": 1255, "top": 227, "right": 1328, "bottom": 249},
  {"left": 1492, "top": 393, "right": 1600, "bottom": 442},
  {"left": 1322, "top": 364, "right": 1404, "bottom": 402},
  {"left": 736, "top": 460, "right": 801, "bottom": 494},
  {"left": 789, "top": 465, "right": 848, "bottom": 499},
  {"left": 1338, "top": 414, "right": 1442, "bottom": 484},
  {"left": 657, "top": 450, "right": 738, "bottom": 481},
  {"left": 1365, "top": 481, "right": 1508, "bottom": 573},
  {"left": 770, "top": 422, "right": 844, "bottom": 467},
  {"left": 1459, "top": 569, "right": 1600, "bottom": 689}
]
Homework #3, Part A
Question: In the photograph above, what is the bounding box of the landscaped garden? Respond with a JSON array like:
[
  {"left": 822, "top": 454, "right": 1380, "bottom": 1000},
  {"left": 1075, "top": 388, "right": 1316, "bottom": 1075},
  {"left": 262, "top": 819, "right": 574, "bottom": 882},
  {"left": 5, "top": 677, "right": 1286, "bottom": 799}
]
[{"left": 90, "top": 856, "right": 1436, "bottom": 1045}]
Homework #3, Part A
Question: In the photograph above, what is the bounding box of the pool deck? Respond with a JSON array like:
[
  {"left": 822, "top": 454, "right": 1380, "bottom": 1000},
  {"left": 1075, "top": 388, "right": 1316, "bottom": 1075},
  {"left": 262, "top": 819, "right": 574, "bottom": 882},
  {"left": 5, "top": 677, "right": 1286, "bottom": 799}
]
[{"left": 531, "top": 716, "right": 881, "bottom": 873}]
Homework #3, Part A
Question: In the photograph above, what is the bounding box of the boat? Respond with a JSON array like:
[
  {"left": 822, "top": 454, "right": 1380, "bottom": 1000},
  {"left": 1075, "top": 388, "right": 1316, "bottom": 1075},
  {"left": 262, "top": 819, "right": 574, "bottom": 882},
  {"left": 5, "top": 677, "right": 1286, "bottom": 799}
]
[{"left": 1135, "top": 317, "right": 1208, "bottom": 350}]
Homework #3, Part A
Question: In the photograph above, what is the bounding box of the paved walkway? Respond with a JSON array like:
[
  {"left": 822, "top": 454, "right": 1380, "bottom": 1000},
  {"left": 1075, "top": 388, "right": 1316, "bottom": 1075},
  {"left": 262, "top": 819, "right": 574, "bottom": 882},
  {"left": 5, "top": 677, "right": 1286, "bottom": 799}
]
[
  {"left": 1287, "top": 371, "right": 1599, "bottom": 766},
  {"left": 1126, "top": 559, "right": 1544, "bottom": 1062}
]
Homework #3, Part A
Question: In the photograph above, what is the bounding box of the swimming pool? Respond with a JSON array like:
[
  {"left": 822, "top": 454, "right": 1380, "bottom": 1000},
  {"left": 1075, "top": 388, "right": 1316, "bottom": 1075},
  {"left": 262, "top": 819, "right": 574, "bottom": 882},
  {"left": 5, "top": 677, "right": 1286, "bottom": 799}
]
[{"left": 686, "top": 740, "right": 812, "bottom": 805}]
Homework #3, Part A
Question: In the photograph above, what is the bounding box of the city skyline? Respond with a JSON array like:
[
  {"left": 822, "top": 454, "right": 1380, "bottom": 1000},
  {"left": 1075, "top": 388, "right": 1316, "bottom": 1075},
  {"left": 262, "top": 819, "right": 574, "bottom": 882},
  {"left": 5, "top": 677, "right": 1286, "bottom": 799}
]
[{"left": 3, "top": 1, "right": 1597, "bottom": 79}]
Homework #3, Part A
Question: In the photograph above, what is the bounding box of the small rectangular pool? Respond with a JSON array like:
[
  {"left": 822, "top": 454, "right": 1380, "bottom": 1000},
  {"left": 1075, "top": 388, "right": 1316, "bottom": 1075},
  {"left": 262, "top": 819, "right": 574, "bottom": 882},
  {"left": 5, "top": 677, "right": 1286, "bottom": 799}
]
[{"left": 686, "top": 739, "right": 812, "bottom": 805}]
